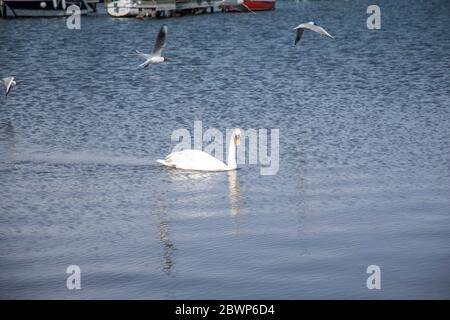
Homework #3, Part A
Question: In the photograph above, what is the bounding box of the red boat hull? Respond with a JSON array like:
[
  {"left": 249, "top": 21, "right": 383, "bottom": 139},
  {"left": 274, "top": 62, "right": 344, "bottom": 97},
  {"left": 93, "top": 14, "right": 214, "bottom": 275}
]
[
  {"left": 244, "top": 0, "right": 275, "bottom": 11},
  {"left": 224, "top": 0, "right": 276, "bottom": 12}
]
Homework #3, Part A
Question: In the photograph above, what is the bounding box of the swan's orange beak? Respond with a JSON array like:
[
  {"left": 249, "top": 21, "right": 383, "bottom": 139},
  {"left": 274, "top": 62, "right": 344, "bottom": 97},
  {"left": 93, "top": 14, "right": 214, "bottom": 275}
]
[{"left": 235, "top": 135, "right": 241, "bottom": 146}]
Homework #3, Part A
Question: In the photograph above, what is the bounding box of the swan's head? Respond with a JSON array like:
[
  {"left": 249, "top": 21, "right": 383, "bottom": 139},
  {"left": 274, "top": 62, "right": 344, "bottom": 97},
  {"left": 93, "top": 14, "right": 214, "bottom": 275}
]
[{"left": 233, "top": 128, "right": 241, "bottom": 146}]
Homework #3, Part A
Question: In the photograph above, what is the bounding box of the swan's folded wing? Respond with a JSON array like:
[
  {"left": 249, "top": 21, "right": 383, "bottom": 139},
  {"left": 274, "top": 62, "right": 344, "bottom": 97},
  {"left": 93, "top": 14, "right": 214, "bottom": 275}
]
[{"left": 158, "top": 150, "right": 227, "bottom": 171}]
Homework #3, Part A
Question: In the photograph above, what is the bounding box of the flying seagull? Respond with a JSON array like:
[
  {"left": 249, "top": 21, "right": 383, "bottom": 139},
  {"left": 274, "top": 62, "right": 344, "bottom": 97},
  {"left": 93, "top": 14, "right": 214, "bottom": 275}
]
[
  {"left": 1, "top": 77, "right": 21, "bottom": 96},
  {"left": 136, "top": 25, "right": 170, "bottom": 68},
  {"left": 293, "top": 22, "right": 334, "bottom": 46}
]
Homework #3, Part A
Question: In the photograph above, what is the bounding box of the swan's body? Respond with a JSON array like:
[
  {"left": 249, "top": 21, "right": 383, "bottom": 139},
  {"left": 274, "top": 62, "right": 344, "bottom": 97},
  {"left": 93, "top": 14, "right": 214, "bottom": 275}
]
[
  {"left": 158, "top": 149, "right": 230, "bottom": 171},
  {"left": 293, "top": 21, "right": 334, "bottom": 46},
  {"left": 136, "top": 25, "right": 170, "bottom": 68},
  {"left": 158, "top": 128, "right": 241, "bottom": 171}
]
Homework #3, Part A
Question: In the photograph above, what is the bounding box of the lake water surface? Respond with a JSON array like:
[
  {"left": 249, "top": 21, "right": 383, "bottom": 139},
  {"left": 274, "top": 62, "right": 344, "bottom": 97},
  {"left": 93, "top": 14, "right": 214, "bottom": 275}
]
[{"left": 0, "top": 0, "right": 449, "bottom": 299}]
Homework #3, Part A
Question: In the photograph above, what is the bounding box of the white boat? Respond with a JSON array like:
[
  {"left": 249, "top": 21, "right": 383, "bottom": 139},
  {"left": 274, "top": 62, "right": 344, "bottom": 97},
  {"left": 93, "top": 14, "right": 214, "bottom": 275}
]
[
  {"left": 106, "top": 0, "right": 224, "bottom": 18},
  {"left": 106, "top": 0, "right": 138, "bottom": 17},
  {"left": 106, "top": 0, "right": 175, "bottom": 18}
]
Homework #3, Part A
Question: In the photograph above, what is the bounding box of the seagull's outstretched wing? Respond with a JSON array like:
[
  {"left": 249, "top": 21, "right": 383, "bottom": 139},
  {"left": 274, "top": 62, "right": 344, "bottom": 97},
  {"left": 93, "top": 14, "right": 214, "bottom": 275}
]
[
  {"left": 302, "top": 23, "right": 334, "bottom": 39},
  {"left": 1, "top": 77, "right": 14, "bottom": 96},
  {"left": 152, "top": 25, "right": 168, "bottom": 57},
  {"left": 135, "top": 50, "right": 152, "bottom": 60},
  {"left": 294, "top": 28, "right": 304, "bottom": 46},
  {"left": 139, "top": 60, "right": 153, "bottom": 68}
]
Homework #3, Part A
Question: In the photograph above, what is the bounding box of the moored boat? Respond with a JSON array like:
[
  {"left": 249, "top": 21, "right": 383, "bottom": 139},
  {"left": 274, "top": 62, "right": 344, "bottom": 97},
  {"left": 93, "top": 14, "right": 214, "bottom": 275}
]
[
  {"left": 105, "top": 0, "right": 215, "bottom": 18},
  {"left": 244, "top": 0, "right": 274, "bottom": 11},
  {"left": 106, "top": 0, "right": 140, "bottom": 17},
  {"left": 105, "top": 0, "right": 274, "bottom": 19},
  {"left": 222, "top": 0, "right": 275, "bottom": 12}
]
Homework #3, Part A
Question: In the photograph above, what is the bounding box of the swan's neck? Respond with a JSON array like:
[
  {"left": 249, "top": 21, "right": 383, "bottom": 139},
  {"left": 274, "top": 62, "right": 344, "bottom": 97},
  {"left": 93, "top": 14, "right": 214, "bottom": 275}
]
[{"left": 227, "top": 136, "right": 237, "bottom": 170}]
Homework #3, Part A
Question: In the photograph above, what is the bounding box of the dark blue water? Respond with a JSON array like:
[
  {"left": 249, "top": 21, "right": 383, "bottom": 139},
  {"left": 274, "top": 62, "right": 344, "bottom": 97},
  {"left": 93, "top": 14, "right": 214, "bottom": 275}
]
[{"left": 0, "top": 0, "right": 449, "bottom": 299}]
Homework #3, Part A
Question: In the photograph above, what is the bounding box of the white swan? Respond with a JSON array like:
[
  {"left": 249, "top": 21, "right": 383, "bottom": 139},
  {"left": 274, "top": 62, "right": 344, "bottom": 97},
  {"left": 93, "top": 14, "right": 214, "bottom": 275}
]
[{"left": 157, "top": 128, "right": 241, "bottom": 171}]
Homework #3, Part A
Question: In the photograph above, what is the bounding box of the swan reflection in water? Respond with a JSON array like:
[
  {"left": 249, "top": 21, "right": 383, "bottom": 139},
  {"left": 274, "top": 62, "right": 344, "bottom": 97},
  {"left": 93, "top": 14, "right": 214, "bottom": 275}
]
[
  {"left": 228, "top": 169, "right": 241, "bottom": 217},
  {"left": 155, "top": 168, "right": 242, "bottom": 275},
  {"left": 154, "top": 187, "right": 176, "bottom": 276},
  {"left": 156, "top": 202, "right": 175, "bottom": 276},
  {"left": 0, "top": 120, "right": 15, "bottom": 161},
  {"left": 166, "top": 168, "right": 241, "bottom": 218}
]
